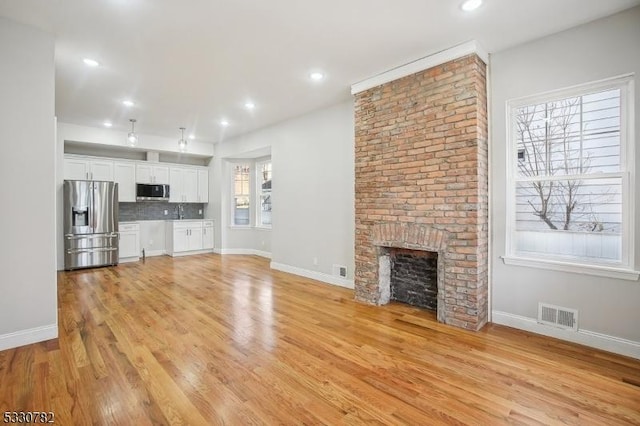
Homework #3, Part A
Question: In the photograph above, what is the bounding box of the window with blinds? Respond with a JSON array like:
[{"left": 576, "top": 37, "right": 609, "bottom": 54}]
[{"left": 507, "top": 76, "right": 634, "bottom": 267}]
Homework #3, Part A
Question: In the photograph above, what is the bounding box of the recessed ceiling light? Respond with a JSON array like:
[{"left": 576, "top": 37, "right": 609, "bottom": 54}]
[
  {"left": 83, "top": 58, "right": 100, "bottom": 67},
  {"left": 244, "top": 102, "right": 255, "bottom": 110},
  {"left": 310, "top": 72, "right": 325, "bottom": 81},
  {"left": 103, "top": 121, "right": 112, "bottom": 127},
  {"left": 122, "top": 100, "right": 134, "bottom": 107},
  {"left": 461, "top": 0, "right": 482, "bottom": 11},
  {"left": 220, "top": 120, "right": 230, "bottom": 127}
]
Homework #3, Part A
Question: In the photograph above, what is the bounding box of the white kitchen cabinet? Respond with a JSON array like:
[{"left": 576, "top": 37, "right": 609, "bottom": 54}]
[
  {"left": 169, "top": 167, "right": 185, "bottom": 203},
  {"left": 136, "top": 163, "right": 170, "bottom": 184},
  {"left": 170, "top": 166, "right": 207, "bottom": 203},
  {"left": 172, "top": 226, "right": 190, "bottom": 253},
  {"left": 114, "top": 161, "right": 136, "bottom": 202},
  {"left": 203, "top": 220, "right": 214, "bottom": 250},
  {"left": 197, "top": 169, "right": 209, "bottom": 203},
  {"left": 119, "top": 222, "right": 140, "bottom": 262},
  {"left": 165, "top": 220, "right": 213, "bottom": 256},
  {"left": 169, "top": 167, "right": 198, "bottom": 202},
  {"left": 184, "top": 169, "right": 198, "bottom": 202},
  {"left": 64, "top": 156, "right": 114, "bottom": 181},
  {"left": 188, "top": 227, "right": 203, "bottom": 251}
]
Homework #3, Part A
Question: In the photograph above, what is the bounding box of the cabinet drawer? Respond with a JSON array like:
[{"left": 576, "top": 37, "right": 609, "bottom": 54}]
[
  {"left": 172, "top": 221, "right": 202, "bottom": 229},
  {"left": 202, "top": 220, "right": 214, "bottom": 227},
  {"left": 120, "top": 223, "right": 139, "bottom": 232}
]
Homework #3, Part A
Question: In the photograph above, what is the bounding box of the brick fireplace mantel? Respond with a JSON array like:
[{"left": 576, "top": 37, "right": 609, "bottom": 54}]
[{"left": 354, "top": 54, "right": 489, "bottom": 331}]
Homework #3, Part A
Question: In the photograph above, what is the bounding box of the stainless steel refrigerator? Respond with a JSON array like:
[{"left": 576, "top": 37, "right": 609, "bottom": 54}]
[{"left": 64, "top": 180, "right": 119, "bottom": 270}]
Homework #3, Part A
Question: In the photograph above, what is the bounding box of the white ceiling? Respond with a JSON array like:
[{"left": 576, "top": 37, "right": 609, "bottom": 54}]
[{"left": 1, "top": 0, "right": 638, "bottom": 145}]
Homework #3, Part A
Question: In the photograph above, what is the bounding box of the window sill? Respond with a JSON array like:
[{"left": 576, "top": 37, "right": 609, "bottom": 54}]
[
  {"left": 501, "top": 255, "right": 640, "bottom": 281},
  {"left": 255, "top": 226, "right": 272, "bottom": 231}
]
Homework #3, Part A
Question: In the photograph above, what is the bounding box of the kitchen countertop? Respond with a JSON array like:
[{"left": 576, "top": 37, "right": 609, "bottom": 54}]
[{"left": 120, "top": 219, "right": 212, "bottom": 223}]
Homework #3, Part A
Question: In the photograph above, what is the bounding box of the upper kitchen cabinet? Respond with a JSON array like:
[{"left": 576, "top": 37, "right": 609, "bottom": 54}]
[
  {"left": 169, "top": 167, "right": 198, "bottom": 203},
  {"left": 197, "top": 169, "right": 209, "bottom": 203},
  {"left": 136, "top": 164, "right": 170, "bottom": 184},
  {"left": 114, "top": 161, "right": 136, "bottom": 202},
  {"left": 64, "top": 156, "right": 113, "bottom": 181}
]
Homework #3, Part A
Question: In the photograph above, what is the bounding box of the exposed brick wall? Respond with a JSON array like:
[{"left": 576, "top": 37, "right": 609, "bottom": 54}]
[{"left": 354, "top": 54, "right": 488, "bottom": 331}]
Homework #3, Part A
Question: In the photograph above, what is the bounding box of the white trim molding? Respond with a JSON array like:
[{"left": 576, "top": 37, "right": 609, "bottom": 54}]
[
  {"left": 0, "top": 324, "right": 58, "bottom": 352},
  {"left": 351, "top": 40, "right": 488, "bottom": 95},
  {"left": 215, "top": 248, "right": 272, "bottom": 259},
  {"left": 492, "top": 311, "right": 640, "bottom": 360},
  {"left": 270, "top": 262, "right": 354, "bottom": 290},
  {"left": 169, "top": 249, "right": 215, "bottom": 258},
  {"left": 502, "top": 255, "right": 640, "bottom": 281}
]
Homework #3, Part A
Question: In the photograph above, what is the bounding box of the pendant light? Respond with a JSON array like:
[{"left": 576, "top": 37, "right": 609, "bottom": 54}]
[
  {"left": 178, "top": 127, "right": 187, "bottom": 152},
  {"left": 127, "top": 119, "right": 138, "bottom": 147}
]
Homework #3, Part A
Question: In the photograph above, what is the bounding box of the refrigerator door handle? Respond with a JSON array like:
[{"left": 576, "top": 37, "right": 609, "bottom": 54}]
[
  {"left": 66, "top": 247, "right": 118, "bottom": 254},
  {"left": 64, "top": 233, "right": 118, "bottom": 239},
  {"left": 89, "top": 181, "right": 95, "bottom": 232}
]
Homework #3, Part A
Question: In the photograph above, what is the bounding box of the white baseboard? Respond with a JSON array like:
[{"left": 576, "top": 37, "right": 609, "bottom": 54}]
[
  {"left": 492, "top": 310, "right": 640, "bottom": 360},
  {"left": 168, "top": 249, "right": 215, "bottom": 258},
  {"left": 142, "top": 249, "right": 165, "bottom": 257},
  {"left": 0, "top": 324, "right": 58, "bottom": 352},
  {"left": 216, "top": 248, "right": 272, "bottom": 259},
  {"left": 270, "top": 261, "right": 354, "bottom": 290},
  {"left": 118, "top": 257, "right": 140, "bottom": 264}
]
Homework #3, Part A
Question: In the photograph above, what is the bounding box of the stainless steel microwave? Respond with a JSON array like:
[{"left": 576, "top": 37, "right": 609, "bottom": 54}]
[{"left": 136, "top": 184, "right": 170, "bottom": 201}]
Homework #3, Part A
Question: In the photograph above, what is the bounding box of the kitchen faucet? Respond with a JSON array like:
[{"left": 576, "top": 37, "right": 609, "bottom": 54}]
[{"left": 176, "top": 204, "right": 184, "bottom": 220}]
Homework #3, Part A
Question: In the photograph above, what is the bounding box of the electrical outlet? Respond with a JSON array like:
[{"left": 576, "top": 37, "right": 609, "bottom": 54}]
[
  {"left": 164, "top": 210, "right": 168, "bottom": 215},
  {"left": 261, "top": 240, "right": 265, "bottom": 247},
  {"left": 199, "top": 209, "right": 202, "bottom": 214},
  {"left": 313, "top": 257, "right": 318, "bottom": 266}
]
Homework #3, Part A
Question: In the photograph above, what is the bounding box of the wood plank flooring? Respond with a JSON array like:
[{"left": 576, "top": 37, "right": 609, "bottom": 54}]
[{"left": 1, "top": 254, "right": 639, "bottom": 425}]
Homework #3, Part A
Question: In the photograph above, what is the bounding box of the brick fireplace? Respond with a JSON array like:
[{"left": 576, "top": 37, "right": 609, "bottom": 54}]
[{"left": 354, "top": 54, "right": 489, "bottom": 331}]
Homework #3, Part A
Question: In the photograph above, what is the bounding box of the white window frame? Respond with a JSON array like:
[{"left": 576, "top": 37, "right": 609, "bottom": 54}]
[
  {"left": 503, "top": 74, "right": 638, "bottom": 280},
  {"left": 256, "top": 159, "right": 272, "bottom": 229},
  {"left": 230, "top": 162, "right": 252, "bottom": 228}
]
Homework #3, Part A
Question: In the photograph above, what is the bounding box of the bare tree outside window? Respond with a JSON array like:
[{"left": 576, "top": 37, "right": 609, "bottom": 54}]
[{"left": 515, "top": 89, "right": 622, "bottom": 234}]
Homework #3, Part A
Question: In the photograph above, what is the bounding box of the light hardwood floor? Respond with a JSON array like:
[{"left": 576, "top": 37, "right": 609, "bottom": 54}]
[{"left": 1, "top": 254, "right": 639, "bottom": 425}]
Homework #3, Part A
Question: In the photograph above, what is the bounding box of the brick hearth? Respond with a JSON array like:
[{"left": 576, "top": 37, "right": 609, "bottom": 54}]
[{"left": 354, "top": 54, "right": 489, "bottom": 331}]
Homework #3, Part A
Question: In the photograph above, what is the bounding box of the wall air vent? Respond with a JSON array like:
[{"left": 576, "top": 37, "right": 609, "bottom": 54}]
[
  {"left": 538, "top": 303, "right": 578, "bottom": 331},
  {"left": 332, "top": 264, "right": 348, "bottom": 278}
]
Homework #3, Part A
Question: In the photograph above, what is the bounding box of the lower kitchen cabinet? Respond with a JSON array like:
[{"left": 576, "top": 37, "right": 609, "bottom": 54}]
[
  {"left": 165, "top": 220, "right": 214, "bottom": 257},
  {"left": 119, "top": 222, "right": 140, "bottom": 262}
]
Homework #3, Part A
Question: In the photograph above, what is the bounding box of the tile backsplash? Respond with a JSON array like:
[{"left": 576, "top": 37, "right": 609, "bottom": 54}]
[{"left": 119, "top": 202, "right": 204, "bottom": 221}]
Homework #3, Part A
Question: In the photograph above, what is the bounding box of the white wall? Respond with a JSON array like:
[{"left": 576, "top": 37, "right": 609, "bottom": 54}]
[
  {"left": 490, "top": 7, "right": 640, "bottom": 354},
  {"left": 0, "top": 18, "right": 57, "bottom": 349},
  {"left": 211, "top": 101, "right": 355, "bottom": 281}
]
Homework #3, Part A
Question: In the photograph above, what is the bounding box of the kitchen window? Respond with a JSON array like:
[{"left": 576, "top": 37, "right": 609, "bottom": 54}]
[
  {"left": 504, "top": 75, "right": 637, "bottom": 279},
  {"left": 232, "top": 163, "right": 251, "bottom": 226},
  {"left": 257, "top": 160, "right": 272, "bottom": 228}
]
